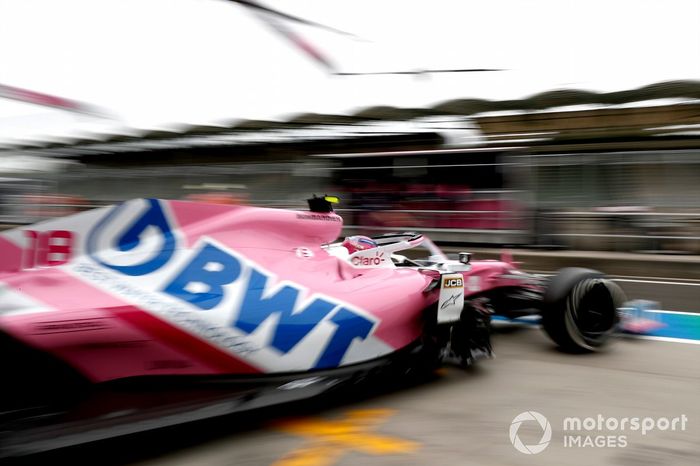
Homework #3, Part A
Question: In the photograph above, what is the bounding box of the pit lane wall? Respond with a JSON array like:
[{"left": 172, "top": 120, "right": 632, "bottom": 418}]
[
  {"left": 441, "top": 247, "right": 700, "bottom": 281},
  {"left": 3, "top": 147, "right": 700, "bottom": 254}
]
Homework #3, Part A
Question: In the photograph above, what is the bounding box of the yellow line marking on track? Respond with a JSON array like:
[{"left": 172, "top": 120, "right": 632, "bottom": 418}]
[{"left": 272, "top": 409, "right": 419, "bottom": 466}]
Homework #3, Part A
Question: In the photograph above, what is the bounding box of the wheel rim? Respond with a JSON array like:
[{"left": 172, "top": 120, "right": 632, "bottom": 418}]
[{"left": 565, "top": 278, "right": 623, "bottom": 350}]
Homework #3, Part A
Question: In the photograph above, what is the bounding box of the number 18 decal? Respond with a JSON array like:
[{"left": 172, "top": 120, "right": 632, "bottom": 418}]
[{"left": 23, "top": 230, "right": 74, "bottom": 269}]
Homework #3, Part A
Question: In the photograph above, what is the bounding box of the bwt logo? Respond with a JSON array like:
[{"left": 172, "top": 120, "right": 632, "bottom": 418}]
[
  {"left": 443, "top": 277, "right": 464, "bottom": 288},
  {"left": 86, "top": 199, "right": 377, "bottom": 369}
]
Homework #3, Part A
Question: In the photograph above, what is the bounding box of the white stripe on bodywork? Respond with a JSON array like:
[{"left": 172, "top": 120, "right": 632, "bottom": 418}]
[{"left": 0, "top": 282, "right": 56, "bottom": 316}]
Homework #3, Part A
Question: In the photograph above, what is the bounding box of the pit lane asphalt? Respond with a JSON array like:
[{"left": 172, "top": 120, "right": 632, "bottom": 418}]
[{"left": 25, "top": 327, "right": 699, "bottom": 466}]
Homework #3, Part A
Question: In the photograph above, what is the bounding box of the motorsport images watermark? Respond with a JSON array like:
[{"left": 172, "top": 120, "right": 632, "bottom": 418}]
[
  {"left": 509, "top": 411, "right": 552, "bottom": 454},
  {"left": 509, "top": 412, "right": 689, "bottom": 454}
]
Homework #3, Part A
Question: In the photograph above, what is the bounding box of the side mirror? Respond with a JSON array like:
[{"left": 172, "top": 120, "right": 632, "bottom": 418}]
[
  {"left": 458, "top": 252, "right": 472, "bottom": 264},
  {"left": 307, "top": 194, "right": 339, "bottom": 213}
]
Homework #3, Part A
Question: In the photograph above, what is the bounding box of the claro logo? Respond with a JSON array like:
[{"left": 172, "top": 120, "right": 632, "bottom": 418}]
[
  {"left": 443, "top": 277, "right": 464, "bottom": 288},
  {"left": 352, "top": 251, "right": 385, "bottom": 266}
]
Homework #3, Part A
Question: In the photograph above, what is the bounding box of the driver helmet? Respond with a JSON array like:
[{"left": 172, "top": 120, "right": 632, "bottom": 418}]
[{"left": 342, "top": 235, "right": 378, "bottom": 254}]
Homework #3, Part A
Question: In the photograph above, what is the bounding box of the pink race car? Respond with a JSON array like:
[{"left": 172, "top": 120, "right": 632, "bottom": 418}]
[{"left": 0, "top": 196, "right": 625, "bottom": 456}]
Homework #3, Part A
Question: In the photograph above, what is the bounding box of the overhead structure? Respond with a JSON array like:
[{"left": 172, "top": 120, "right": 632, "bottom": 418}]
[
  {"left": 0, "top": 79, "right": 698, "bottom": 167},
  {"left": 6, "top": 1, "right": 697, "bottom": 156},
  {"left": 1, "top": 80, "right": 698, "bottom": 159}
]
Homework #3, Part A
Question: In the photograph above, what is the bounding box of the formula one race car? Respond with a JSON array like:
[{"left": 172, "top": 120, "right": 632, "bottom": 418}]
[{"left": 0, "top": 196, "right": 626, "bottom": 457}]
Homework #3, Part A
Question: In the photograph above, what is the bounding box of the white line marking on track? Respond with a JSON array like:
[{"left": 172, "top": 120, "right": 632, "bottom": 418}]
[
  {"left": 612, "top": 278, "right": 700, "bottom": 287},
  {"left": 609, "top": 274, "right": 700, "bottom": 283},
  {"left": 495, "top": 308, "right": 700, "bottom": 319},
  {"left": 493, "top": 322, "right": 700, "bottom": 345},
  {"left": 493, "top": 312, "right": 700, "bottom": 345},
  {"left": 529, "top": 270, "right": 700, "bottom": 286},
  {"left": 619, "top": 335, "right": 700, "bottom": 345},
  {"left": 646, "top": 310, "right": 700, "bottom": 316}
]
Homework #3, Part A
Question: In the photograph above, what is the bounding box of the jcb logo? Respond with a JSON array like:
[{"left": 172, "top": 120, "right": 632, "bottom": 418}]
[{"left": 443, "top": 277, "right": 463, "bottom": 288}]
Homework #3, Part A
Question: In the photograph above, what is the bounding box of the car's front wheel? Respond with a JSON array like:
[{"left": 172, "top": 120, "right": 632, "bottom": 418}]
[{"left": 541, "top": 268, "right": 626, "bottom": 352}]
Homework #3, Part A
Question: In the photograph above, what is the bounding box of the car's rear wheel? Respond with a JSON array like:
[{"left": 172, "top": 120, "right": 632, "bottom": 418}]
[{"left": 542, "top": 268, "right": 626, "bottom": 352}]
